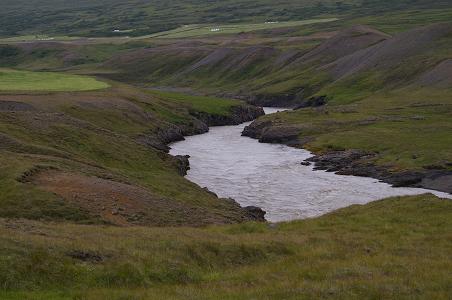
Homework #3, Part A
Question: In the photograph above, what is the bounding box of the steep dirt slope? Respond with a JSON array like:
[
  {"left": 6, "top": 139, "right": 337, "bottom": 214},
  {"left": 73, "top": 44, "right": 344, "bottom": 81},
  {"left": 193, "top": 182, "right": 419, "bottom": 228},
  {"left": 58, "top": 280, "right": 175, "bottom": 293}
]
[
  {"left": 327, "top": 22, "right": 452, "bottom": 80},
  {"left": 297, "top": 25, "right": 390, "bottom": 64}
]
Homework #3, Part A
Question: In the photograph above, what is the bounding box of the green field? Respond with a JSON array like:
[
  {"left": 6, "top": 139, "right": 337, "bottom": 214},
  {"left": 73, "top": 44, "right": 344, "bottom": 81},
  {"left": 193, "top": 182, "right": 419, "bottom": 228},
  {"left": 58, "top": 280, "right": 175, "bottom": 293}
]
[
  {"left": 144, "top": 18, "right": 339, "bottom": 39},
  {"left": 0, "top": 35, "right": 77, "bottom": 44},
  {"left": 0, "top": 69, "right": 109, "bottom": 91}
]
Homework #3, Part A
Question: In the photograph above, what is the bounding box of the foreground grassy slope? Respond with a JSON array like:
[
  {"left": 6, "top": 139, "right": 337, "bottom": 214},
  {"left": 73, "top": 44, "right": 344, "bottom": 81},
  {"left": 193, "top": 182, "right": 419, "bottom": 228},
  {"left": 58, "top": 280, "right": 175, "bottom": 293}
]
[{"left": 0, "top": 194, "right": 451, "bottom": 299}]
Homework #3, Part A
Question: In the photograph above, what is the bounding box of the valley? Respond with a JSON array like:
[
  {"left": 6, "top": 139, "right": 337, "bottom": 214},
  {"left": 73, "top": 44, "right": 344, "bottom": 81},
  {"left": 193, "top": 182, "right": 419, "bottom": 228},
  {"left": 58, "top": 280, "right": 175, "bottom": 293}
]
[{"left": 0, "top": 1, "right": 451, "bottom": 298}]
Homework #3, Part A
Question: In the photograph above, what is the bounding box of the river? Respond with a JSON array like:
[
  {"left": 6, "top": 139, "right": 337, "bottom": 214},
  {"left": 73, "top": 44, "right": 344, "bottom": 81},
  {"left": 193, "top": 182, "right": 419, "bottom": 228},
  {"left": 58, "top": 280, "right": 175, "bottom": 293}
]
[{"left": 170, "top": 107, "right": 452, "bottom": 222}]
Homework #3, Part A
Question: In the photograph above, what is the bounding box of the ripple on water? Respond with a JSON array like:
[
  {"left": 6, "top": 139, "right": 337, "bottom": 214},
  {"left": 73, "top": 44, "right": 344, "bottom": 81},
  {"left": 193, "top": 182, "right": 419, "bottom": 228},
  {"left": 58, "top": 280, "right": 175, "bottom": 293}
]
[{"left": 170, "top": 108, "right": 452, "bottom": 222}]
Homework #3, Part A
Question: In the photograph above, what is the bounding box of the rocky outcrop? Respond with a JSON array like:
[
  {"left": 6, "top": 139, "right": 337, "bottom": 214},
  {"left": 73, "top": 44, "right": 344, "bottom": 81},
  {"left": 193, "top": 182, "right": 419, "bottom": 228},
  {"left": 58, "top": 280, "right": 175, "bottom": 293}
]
[
  {"left": 229, "top": 92, "right": 328, "bottom": 110},
  {"left": 306, "top": 150, "right": 452, "bottom": 194},
  {"left": 242, "top": 120, "right": 272, "bottom": 139},
  {"left": 173, "top": 155, "right": 190, "bottom": 176},
  {"left": 246, "top": 88, "right": 306, "bottom": 107},
  {"left": 294, "top": 96, "right": 328, "bottom": 109},
  {"left": 190, "top": 104, "right": 264, "bottom": 126},
  {"left": 242, "top": 120, "right": 301, "bottom": 146},
  {"left": 139, "top": 104, "right": 264, "bottom": 152},
  {"left": 244, "top": 206, "right": 267, "bottom": 222},
  {"left": 306, "top": 150, "right": 377, "bottom": 173},
  {"left": 258, "top": 126, "right": 301, "bottom": 145},
  {"left": 419, "top": 171, "right": 452, "bottom": 194},
  {"left": 137, "top": 121, "right": 208, "bottom": 152}
]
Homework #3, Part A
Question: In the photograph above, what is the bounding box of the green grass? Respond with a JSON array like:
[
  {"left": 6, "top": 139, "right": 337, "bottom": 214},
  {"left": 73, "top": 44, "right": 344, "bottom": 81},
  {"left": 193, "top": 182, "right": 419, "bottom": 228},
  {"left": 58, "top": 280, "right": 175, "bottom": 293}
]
[
  {"left": 0, "top": 69, "right": 109, "bottom": 91},
  {"left": 0, "top": 194, "right": 451, "bottom": 299}
]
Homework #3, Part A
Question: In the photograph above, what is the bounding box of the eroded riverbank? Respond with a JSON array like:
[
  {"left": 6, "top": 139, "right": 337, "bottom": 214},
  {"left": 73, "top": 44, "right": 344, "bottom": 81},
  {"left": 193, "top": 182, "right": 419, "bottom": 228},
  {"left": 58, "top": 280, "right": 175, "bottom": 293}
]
[{"left": 170, "top": 108, "right": 452, "bottom": 222}]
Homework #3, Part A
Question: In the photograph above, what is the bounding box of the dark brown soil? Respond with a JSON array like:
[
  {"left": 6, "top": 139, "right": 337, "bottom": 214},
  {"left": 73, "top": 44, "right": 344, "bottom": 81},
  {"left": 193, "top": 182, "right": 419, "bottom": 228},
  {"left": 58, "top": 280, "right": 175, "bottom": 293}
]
[{"left": 30, "top": 170, "right": 249, "bottom": 227}]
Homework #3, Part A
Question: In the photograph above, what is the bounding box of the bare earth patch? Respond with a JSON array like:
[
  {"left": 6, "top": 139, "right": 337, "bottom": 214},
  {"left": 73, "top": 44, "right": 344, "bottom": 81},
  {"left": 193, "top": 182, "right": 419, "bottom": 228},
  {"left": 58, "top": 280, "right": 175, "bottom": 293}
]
[{"left": 31, "top": 170, "right": 207, "bottom": 226}]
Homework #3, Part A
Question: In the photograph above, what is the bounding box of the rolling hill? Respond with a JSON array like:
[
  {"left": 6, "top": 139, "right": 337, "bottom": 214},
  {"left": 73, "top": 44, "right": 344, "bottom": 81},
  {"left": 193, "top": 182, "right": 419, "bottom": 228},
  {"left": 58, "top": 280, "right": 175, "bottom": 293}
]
[{"left": 1, "top": 0, "right": 452, "bottom": 37}]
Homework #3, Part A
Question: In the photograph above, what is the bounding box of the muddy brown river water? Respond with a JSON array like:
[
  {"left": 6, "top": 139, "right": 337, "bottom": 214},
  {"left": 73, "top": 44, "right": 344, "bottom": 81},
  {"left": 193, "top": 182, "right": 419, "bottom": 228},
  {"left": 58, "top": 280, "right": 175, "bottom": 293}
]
[{"left": 170, "top": 108, "right": 452, "bottom": 222}]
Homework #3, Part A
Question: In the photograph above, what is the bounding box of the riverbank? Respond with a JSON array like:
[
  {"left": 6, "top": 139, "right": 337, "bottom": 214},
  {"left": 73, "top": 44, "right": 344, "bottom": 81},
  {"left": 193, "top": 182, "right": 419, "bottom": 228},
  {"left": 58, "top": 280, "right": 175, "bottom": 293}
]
[
  {"left": 0, "top": 82, "right": 266, "bottom": 226},
  {"left": 242, "top": 91, "right": 452, "bottom": 195},
  {"left": 170, "top": 107, "right": 451, "bottom": 222}
]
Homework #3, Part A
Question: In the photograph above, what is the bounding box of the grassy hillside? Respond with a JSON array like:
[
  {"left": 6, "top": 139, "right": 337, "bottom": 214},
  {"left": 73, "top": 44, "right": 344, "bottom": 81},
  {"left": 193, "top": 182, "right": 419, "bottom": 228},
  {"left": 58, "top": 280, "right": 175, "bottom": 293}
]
[
  {"left": 0, "top": 194, "right": 451, "bottom": 299},
  {"left": 1, "top": 0, "right": 452, "bottom": 37},
  {"left": 0, "top": 80, "right": 262, "bottom": 226}
]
